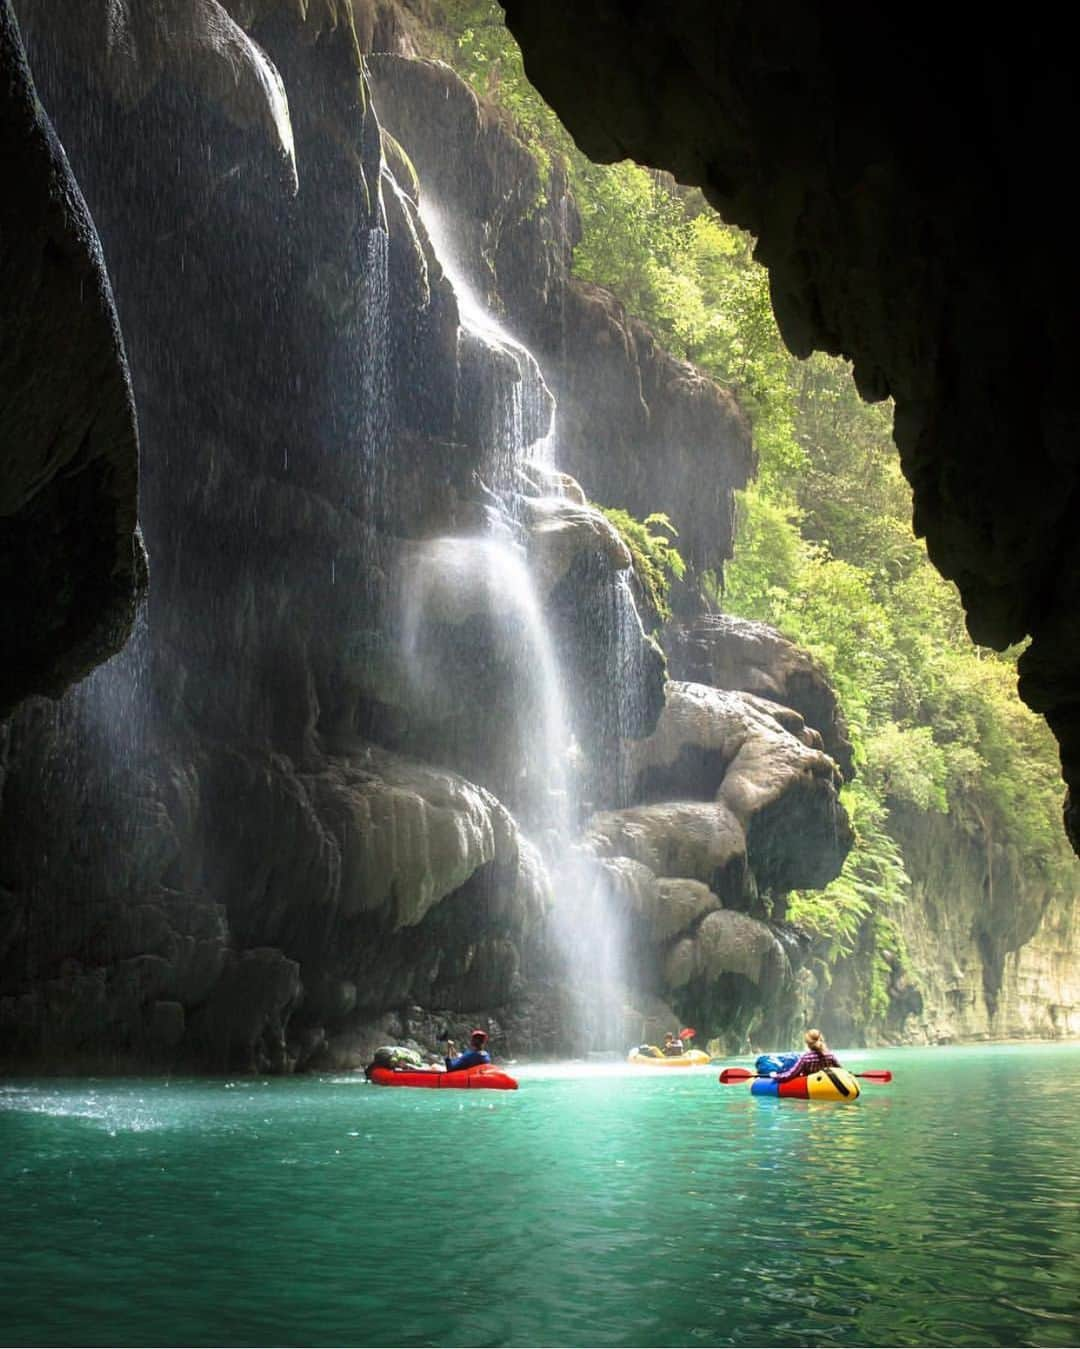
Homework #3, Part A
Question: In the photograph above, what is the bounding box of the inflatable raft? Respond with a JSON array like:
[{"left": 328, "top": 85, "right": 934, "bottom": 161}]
[
  {"left": 366, "top": 1065, "right": 518, "bottom": 1090},
  {"left": 628, "top": 1047, "right": 711, "bottom": 1068},
  {"left": 750, "top": 1067, "right": 860, "bottom": 1100}
]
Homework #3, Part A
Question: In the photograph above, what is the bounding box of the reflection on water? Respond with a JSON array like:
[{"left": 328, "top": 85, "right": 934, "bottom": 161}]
[{"left": 2, "top": 1044, "right": 1079, "bottom": 1347}]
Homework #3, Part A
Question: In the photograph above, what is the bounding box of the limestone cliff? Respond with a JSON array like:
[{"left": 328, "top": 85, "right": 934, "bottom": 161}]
[
  {"left": 586, "top": 679, "right": 850, "bottom": 1046},
  {"left": 3, "top": 0, "right": 819, "bottom": 1071},
  {"left": 364, "top": 51, "right": 754, "bottom": 583},
  {"left": 667, "top": 615, "right": 854, "bottom": 782},
  {"left": 1, "top": 0, "right": 554, "bottom": 1072},
  {"left": 818, "top": 801, "right": 1080, "bottom": 1046}
]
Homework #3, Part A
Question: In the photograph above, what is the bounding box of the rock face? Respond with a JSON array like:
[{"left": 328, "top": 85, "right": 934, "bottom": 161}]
[
  {"left": 998, "top": 900, "right": 1080, "bottom": 1041},
  {"left": 0, "top": 0, "right": 144, "bottom": 714},
  {"left": 498, "top": 1, "right": 1080, "bottom": 853},
  {"left": 817, "top": 801, "right": 1080, "bottom": 1045},
  {"left": 6, "top": 0, "right": 1078, "bottom": 1069},
  {"left": 365, "top": 53, "right": 755, "bottom": 583},
  {"left": 585, "top": 680, "right": 850, "bottom": 1045},
  {"left": 667, "top": 615, "right": 854, "bottom": 780},
  {"left": 658, "top": 610, "right": 1080, "bottom": 1049},
  {"left": 1, "top": 3, "right": 774, "bottom": 1069}
]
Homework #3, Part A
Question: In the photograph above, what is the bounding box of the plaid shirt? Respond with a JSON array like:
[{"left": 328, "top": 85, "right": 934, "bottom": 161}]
[{"left": 775, "top": 1049, "right": 840, "bottom": 1082}]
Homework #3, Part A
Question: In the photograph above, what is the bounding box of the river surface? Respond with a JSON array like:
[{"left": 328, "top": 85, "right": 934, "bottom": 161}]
[{"left": 2, "top": 1043, "right": 1079, "bottom": 1348}]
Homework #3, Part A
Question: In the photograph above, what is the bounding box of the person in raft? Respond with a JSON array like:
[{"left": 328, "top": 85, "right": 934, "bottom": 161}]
[
  {"left": 662, "top": 1032, "right": 685, "bottom": 1057},
  {"left": 770, "top": 1028, "right": 841, "bottom": 1081},
  {"left": 444, "top": 1029, "right": 491, "bottom": 1072}
]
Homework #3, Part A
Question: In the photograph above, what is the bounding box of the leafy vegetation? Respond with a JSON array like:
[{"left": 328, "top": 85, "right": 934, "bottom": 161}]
[
  {"left": 786, "top": 783, "right": 909, "bottom": 961},
  {"left": 426, "top": 0, "right": 1078, "bottom": 1019},
  {"left": 597, "top": 508, "right": 685, "bottom": 623}
]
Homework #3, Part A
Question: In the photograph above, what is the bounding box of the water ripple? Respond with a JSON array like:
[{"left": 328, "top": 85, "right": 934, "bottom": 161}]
[{"left": 1, "top": 1047, "right": 1079, "bottom": 1346}]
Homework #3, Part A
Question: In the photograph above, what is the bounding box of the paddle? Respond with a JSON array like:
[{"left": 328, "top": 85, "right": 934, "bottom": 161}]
[{"left": 718, "top": 1066, "right": 893, "bottom": 1084}]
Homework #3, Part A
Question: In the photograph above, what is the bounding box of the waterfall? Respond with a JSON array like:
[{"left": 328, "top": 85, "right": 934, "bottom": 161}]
[
  {"left": 608, "top": 572, "right": 654, "bottom": 806},
  {"left": 359, "top": 223, "right": 391, "bottom": 511},
  {"left": 402, "top": 200, "right": 643, "bottom": 1053},
  {"left": 419, "top": 202, "right": 552, "bottom": 494},
  {"left": 72, "top": 604, "right": 153, "bottom": 774},
  {"left": 400, "top": 535, "right": 572, "bottom": 833}
]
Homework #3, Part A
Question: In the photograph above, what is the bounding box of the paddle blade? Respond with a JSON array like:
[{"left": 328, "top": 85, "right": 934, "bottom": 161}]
[
  {"left": 679, "top": 1027, "right": 697, "bottom": 1040},
  {"left": 856, "top": 1070, "right": 893, "bottom": 1083},
  {"left": 718, "top": 1067, "right": 755, "bottom": 1083}
]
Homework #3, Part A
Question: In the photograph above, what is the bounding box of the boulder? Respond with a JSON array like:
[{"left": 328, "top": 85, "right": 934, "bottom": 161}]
[
  {"left": 667, "top": 615, "right": 855, "bottom": 779},
  {"left": 522, "top": 494, "right": 632, "bottom": 593},
  {"left": 308, "top": 747, "right": 520, "bottom": 929},
  {"left": 653, "top": 878, "right": 722, "bottom": 944},
  {"left": 664, "top": 909, "right": 791, "bottom": 994},
  {"left": 586, "top": 800, "right": 748, "bottom": 904},
  {"left": 624, "top": 681, "right": 852, "bottom": 895}
]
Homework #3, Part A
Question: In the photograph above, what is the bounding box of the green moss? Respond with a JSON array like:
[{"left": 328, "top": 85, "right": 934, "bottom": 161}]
[
  {"left": 594, "top": 505, "right": 686, "bottom": 623},
  {"left": 380, "top": 129, "right": 420, "bottom": 203}
]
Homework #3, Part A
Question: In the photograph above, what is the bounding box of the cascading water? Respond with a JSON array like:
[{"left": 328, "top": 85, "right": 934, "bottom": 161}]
[
  {"left": 401, "top": 200, "right": 646, "bottom": 1052},
  {"left": 359, "top": 223, "right": 391, "bottom": 506},
  {"left": 71, "top": 604, "right": 152, "bottom": 772},
  {"left": 419, "top": 202, "right": 551, "bottom": 496},
  {"left": 400, "top": 535, "right": 572, "bottom": 832},
  {"left": 600, "top": 572, "right": 656, "bottom": 808}
]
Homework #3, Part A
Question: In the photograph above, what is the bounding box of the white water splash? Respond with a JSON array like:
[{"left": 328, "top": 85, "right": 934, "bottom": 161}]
[{"left": 0, "top": 1086, "right": 165, "bottom": 1134}]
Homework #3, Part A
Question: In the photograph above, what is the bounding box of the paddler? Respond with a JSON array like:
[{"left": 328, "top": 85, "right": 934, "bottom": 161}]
[
  {"left": 444, "top": 1028, "right": 492, "bottom": 1072},
  {"left": 769, "top": 1028, "right": 842, "bottom": 1081}
]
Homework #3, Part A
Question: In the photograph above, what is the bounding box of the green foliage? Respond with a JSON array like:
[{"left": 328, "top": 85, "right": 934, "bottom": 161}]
[
  {"left": 863, "top": 724, "right": 948, "bottom": 814},
  {"left": 722, "top": 350, "right": 1077, "bottom": 906},
  {"left": 788, "top": 785, "right": 910, "bottom": 960},
  {"left": 431, "top": 0, "right": 569, "bottom": 182},
  {"left": 715, "top": 484, "right": 804, "bottom": 618},
  {"left": 598, "top": 507, "right": 686, "bottom": 622},
  {"left": 573, "top": 162, "right": 692, "bottom": 320},
  {"left": 867, "top": 914, "right": 909, "bottom": 1022}
]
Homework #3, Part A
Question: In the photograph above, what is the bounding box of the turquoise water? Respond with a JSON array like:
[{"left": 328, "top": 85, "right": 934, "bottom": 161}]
[{"left": 2, "top": 1043, "right": 1079, "bottom": 1348}]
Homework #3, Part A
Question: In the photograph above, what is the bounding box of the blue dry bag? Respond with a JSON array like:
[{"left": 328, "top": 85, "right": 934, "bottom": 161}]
[{"left": 755, "top": 1052, "right": 799, "bottom": 1076}]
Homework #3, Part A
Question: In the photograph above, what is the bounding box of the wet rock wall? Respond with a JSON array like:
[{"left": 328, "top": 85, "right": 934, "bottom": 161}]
[
  {"left": 0, "top": 0, "right": 790, "bottom": 1071},
  {"left": 364, "top": 52, "right": 754, "bottom": 582},
  {"left": 1, "top": 0, "right": 553, "bottom": 1072}
]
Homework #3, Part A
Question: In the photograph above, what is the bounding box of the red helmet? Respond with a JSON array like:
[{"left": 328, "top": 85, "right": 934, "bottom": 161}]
[{"left": 470, "top": 1028, "right": 489, "bottom": 1044}]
